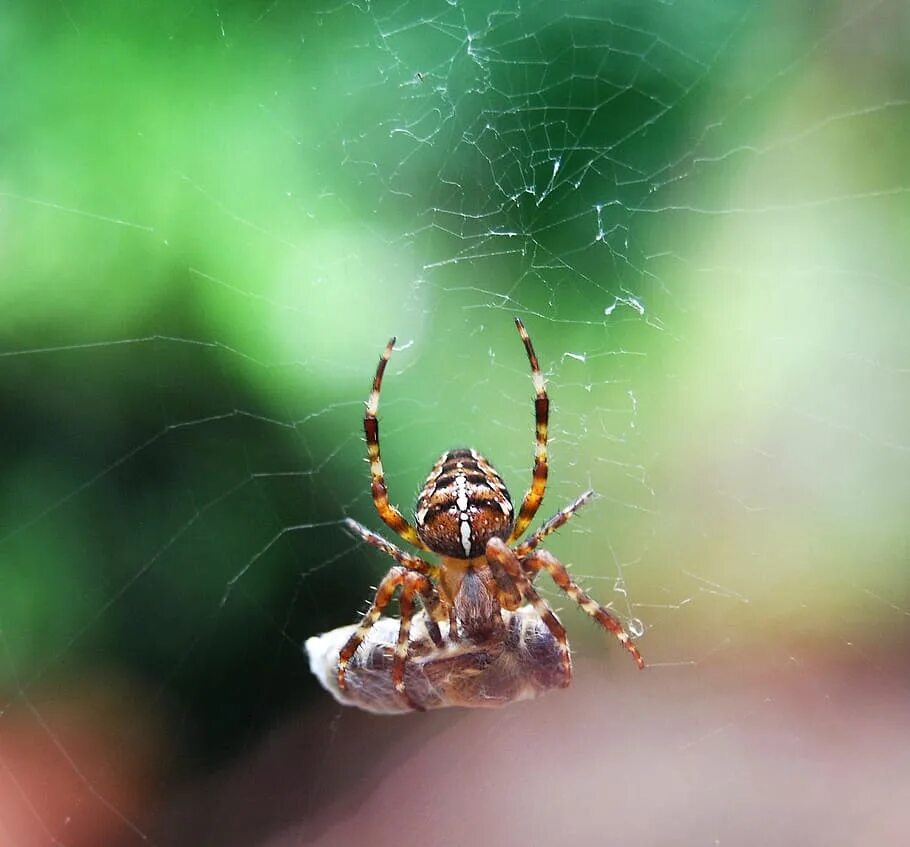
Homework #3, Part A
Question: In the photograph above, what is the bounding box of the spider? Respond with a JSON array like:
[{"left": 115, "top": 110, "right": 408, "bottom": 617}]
[{"left": 337, "top": 318, "right": 645, "bottom": 711}]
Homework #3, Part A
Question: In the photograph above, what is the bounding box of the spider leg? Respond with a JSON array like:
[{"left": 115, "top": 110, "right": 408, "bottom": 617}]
[
  {"left": 485, "top": 538, "right": 572, "bottom": 682},
  {"left": 514, "top": 489, "right": 595, "bottom": 559},
  {"left": 523, "top": 549, "right": 645, "bottom": 669},
  {"left": 364, "top": 338, "right": 431, "bottom": 551},
  {"left": 393, "top": 580, "right": 425, "bottom": 710},
  {"left": 508, "top": 318, "right": 550, "bottom": 542},
  {"left": 344, "top": 518, "right": 445, "bottom": 645},
  {"left": 337, "top": 567, "right": 443, "bottom": 705},
  {"left": 344, "top": 518, "right": 438, "bottom": 579}
]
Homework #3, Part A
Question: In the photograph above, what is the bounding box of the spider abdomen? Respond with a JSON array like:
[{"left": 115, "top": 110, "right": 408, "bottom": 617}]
[{"left": 415, "top": 448, "right": 514, "bottom": 558}]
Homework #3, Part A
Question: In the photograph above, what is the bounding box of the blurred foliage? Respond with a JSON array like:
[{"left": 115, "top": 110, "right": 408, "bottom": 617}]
[{"left": 2, "top": 0, "right": 908, "bottom": 772}]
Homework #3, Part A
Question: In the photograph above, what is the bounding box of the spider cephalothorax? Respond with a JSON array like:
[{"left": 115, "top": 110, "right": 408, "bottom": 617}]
[{"left": 336, "top": 318, "right": 645, "bottom": 712}]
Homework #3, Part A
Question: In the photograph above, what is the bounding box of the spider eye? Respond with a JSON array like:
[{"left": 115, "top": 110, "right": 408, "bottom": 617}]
[{"left": 415, "top": 449, "right": 513, "bottom": 558}]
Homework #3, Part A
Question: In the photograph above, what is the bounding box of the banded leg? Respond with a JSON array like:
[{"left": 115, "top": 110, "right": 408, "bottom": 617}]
[
  {"left": 337, "top": 567, "right": 444, "bottom": 699},
  {"left": 393, "top": 582, "right": 423, "bottom": 710},
  {"left": 523, "top": 549, "right": 645, "bottom": 669},
  {"left": 364, "top": 338, "right": 429, "bottom": 551},
  {"left": 485, "top": 538, "right": 572, "bottom": 682},
  {"left": 344, "top": 517, "right": 444, "bottom": 645},
  {"left": 344, "top": 518, "right": 439, "bottom": 580},
  {"left": 514, "top": 489, "right": 595, "bottom": 559},
  {"left": 508, "top": 318, "right": 550, "bottom": 542}
]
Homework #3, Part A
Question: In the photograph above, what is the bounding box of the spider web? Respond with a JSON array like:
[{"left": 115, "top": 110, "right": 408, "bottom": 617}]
[{"left": 2, "top": 0, "right": 909, "bottom": 844}]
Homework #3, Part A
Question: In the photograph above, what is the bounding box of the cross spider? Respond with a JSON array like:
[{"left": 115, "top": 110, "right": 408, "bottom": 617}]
[{"left": 335, "top": 319, "right": 644, "bottom": 711}]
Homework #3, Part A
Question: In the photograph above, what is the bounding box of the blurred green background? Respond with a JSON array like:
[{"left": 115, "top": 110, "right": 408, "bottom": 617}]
[{"left": 2, "top": 1, "right": 909, "bottom": 844}]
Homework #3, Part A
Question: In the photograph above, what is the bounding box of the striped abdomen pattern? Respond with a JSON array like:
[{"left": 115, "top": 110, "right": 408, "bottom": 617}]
[{"left": 415, "top": 448, "right": 514, "bottom": 558}]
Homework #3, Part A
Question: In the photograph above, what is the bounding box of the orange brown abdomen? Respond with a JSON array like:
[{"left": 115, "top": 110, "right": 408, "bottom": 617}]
[{"left": 415, "top": 448, "right": 514, "bottom": 558}]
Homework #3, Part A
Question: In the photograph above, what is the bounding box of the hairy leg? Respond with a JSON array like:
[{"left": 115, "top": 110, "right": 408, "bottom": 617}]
[
  {"left": 508, "top": 318, "right": 550, "bottom": 542},
  {"left": 523, "top": 549, "right": 645, "bottom": 669},
  {"left": 485, "top": 537, "right": 572, "bottom": 682},
  {"left": 514, "top": 490, "right": 595, "bottom": 559},
  {"left": 363, "top": 338, "right": 429, "bottom": 550}
]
